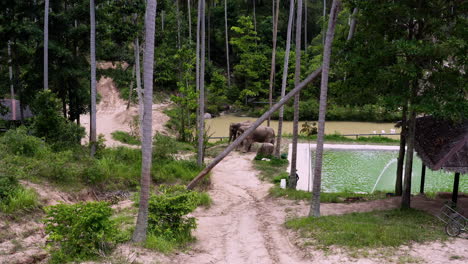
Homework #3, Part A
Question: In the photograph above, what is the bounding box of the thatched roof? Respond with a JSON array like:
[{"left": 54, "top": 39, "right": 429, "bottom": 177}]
[
  {"left": 0, "top": 99, "right": 33, "bottom": 121},
  {"left": 414, "top": 116, "right": 468, "bottom": 174}
]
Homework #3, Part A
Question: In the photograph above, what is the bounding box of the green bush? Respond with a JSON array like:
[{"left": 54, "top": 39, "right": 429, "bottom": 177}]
[
  {"left": 152, "top": 160, "right": 202, "bottom": 184},
  {"left": 147, "top": 185, "right": 199, "bottom": 245},
  {"left": 44, "top": 202, "right": 116, "bottom": 261},
  {"left": 0, "top": 187, "right": 39, "bottom": 214},
  {"left": 153, "top": 133, "right": 179, "bottom": 160},
  {"left": 0, "top": 127, "right": 49, "bottom": 157},
  {"left": 0, "top": 174, "right": 20, "bottom": 200},
  {"left": 111, "top": 131, "right": 141, "bottom": 145}
]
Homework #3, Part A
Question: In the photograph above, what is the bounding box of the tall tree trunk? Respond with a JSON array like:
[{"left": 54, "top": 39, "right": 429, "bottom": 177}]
[
  {"left": 253, "top": 0, "right": 257, "bottom": 44},
  {"left": 274, "top": 0, "right": 295, "bottom": 157},
  {"left": 322, "top": 0, "right": 326, "bottom": 45},
  {"left": 134, "top": 37, "right": 144, "bottom": 138},
  {"left": 8, "top": 41, "right": 16, "bottom": 120},
  {"left": 224, "top": 0, "right": 231, "bottom": 89},
  {"left": 268, "top": 0, "right": 280, "bottom": 127},
  {"left": 309, "top": 0, "right": 341, "bottom": 217},
  {"left": 90, "top": 0, "right": 97, "bottom": 157},
  {"left": 44, "top": 0, "right": 49, "bottom": 90},
  {"left": 304, "top": 0, "right": 307, "bottom": 48},
  {"left": 197, "top": 0, "right": 206, "bottom": 166},
  {"left": 195, "top": 0, "right": 201, "bottom": 149},
  {"left": 207, "top": 2, "right": 210, "bottom": 61},
  {"left": 161, "top": 10, "right": 164, "bottom": 31},
  {"left": 176, "top": 0, "right": 181, "bottom": 49},
  {"left": 127, "top": 65, "right": 135, "bottom": 110},
  {"left": 347, "top": 7, "right": 358, "bottom": 41},
  {"left": 289, "top": 0, "right": 303, "bottom": 189},
  {"left": 188, "top": 0, "right": 192, "bottom": 42},
  {"left": 402, "top": 84, "right": 417, "bottom": 208},
  {"left": 395, "top": 102, "right": 407, "bottom": 196},
  {"left": 188, "top": 67, "right": 323, "bottom": 189},
  {"left": 133, "top": 0, "right": 157, "bottom": 243}
]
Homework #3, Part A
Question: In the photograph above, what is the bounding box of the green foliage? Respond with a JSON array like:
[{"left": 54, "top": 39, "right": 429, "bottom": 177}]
[
  {"left": 286, "top": 209, "right": 446, "bottom": 249},
  {"left": 31, "top": 91, "right": 85, "bottom": 149},
  {"left": 0, "top": 127, "right": 48, "bottom": 157},
  {"left": 153, "top": 133, "right": 179, "bottom": 160},
  {"left": 147, "top": 185, "right": 199, "bottom": 247},
  {"left": 0, "top": 187, "right": 39, "bottom": 214},
  {"left": 45, "top": 202, "right": 117, "bottom": 261},
  {"left": 0, "top": 174, "right": 19, "bottom": 200},
  {"left": 152, "top": 160, "right": 202, "bottom": 184},
  {"left": 111, "top": 131, "right": 141, "bottom": 145}
]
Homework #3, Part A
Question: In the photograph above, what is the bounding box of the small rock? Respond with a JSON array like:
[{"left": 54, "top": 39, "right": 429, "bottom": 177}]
[{"left": 204, "top": 113, "right": 212, "bottom": 119}]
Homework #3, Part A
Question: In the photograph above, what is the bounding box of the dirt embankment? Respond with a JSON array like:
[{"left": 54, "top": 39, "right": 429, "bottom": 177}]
[{"left": 80, "top": 62, "right": 170, "bottom": 147}]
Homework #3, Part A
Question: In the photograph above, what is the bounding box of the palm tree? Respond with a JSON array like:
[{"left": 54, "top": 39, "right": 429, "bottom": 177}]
[
  {"left": 134, "top": 37, "right": 143, "bottom": 138},
  {"left": 274, "top": 0, "right": 295, "bottom": 157},
  {"left": 44, "top": 0, "right": 49, "bottom": 90},
  {"left": 309, "top": 0, "right": 341, "bottom": 217},
  {"left": 197, "top": 0, "right": 206, "bottom": 166},
  {"left": 267, "top": 0, "right": 280, "bottom": 127},
  {"left": 289, "top": 0, "right": 303, "bottom": 189},
  {"left": 90, "top": 0, "right": 97, "bottom": 157},
  {"left": 224, "top": 0, "right": 231, "bottom": 89},
  {"left": 133, "top": 0, "right": 157, "bottom": 243}
]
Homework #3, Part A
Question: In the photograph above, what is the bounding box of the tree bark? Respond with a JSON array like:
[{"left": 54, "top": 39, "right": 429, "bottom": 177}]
[
  {"left": 187, "top": 67, "right": 323, "bottom": 190},
  {"left": 304, "top": 0, "right": 307, "bottom": 48},
  {"left": 197, "top": 0, "right": 206, "bottom": 166},
  {"left": 176, "top": 0, "right": 181, "bottom": 49},
  {"left": 267, "top": 0, "right": 280, "bottom": 127},
  {"left": 274, "top": 0, "right": 295, "bottom": 157},
  {"left": 188, "top": 0, "right": 192, "bottom": 42},
  {"left": 224, "top": 0, "right": 231, "bottom": 89},
  {"left": 134, "top": 38, "right": 144, "bottom": 138},
  {"left": 347, "top": 8, "right": 358, "bottom": 41},
  {"left": 133, "top": 0, "right": 157, "bottom": 243},
  {"left": 90, "top": 0, "right": 97, "bottom": 157},
  {"left": 395, "top": 102, "right": 407, "bottom": 196},
  {"left": 322, "top": 0, "right": 326, "bottom": 45},
  {"left": 402, "top": 103, "right": 416, "bottom": 208},
  {"left": 289, "top": 0, "right": 303, "bottom": 189},
  {"left": 44, "top": 0, "right": 49, "bottom": 90},
  {"left": 127, "top": 65, "right": 135, "bottom": 110},
  {"left": 309, "top": 0, "right": 341, "bottom": 217},
  {"left": 8, "top": 41, "right": 16, "bottom": 120}
]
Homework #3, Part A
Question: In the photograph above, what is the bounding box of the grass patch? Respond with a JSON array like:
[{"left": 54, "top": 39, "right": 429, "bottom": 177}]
[
  {"left": 286, "top": 209, "right": 446, "bottom": 249},
  {"left": 0, "top": 187, "right": 40, "bottom": 214},
  {"left": 284, "top": 133, "right": 399, "bottom": 144},
  {"left": 145, "top": 233, "right": 178, "bottom": 254},
  {"left": 111, "top": 131, "right": 141, "bottom": 145},
  {"left": 269, "top": 186, "right": 388, "bottom": 202},
  {"left": 253, "top": 155, "right": 289, "bottom": 182}
]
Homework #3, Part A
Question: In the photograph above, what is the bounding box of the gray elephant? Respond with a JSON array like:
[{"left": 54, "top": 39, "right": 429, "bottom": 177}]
[
  {"left": 237, "top": 125, "right": 275, "bottom": 152},
  {"left": 228, "top": 121, "right": 251, "bottom": 142},
  {"left": 257, "top": 143, "right": 274, "bottom": 156}
]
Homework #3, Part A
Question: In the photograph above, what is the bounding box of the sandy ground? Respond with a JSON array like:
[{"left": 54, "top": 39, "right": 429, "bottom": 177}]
[
  {"left": 80, "top": 62, "right": 170, "bottom": 147},
  {"left": 107, "top": 153, "right": 468, "bottom": 264}
]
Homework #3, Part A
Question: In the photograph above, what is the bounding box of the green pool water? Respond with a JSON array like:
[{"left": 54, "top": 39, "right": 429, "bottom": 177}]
[{"left": 311, "top": 150, "right": 467, "bottom": 194}]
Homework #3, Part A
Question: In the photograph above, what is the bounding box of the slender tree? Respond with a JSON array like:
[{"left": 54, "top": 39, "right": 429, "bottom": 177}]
[
  {"left": 395, "top": 102, "right": 407, "bottom": 196},
  {"left": 187, "top": 0, "right": 192, "bottom": 42},
  {"left": 304, "top": 0, "right": 307, "bottom": 47},
  {"left": 274, "top": 0, "right": 295, "bottom": 157},
  {"left": 224, "top": 0, "right": 231, "bottom": 89},
  {"left": 133, "top": 0, "right": 157, "bottom": 243},
  {"left": 289, "top": 0, "right": 303, "bottom": 189},
  {"left": 347, "top": 8, "right": 358, "bottom": 40},
  {"left": 7, "top": 41, "right": 15, "bottom": 119},
  {"left": 197, "top": 0, "right": 206, "bottom": 166},
  {"left": 90, "top": 0, "right": 97, "bottom": 157},
  {"left": 134, "top": 37, "right": 144, "bottom": 138},
  {"left": 402, "top": 86, "right": 417, "bottom": 208},
  {"left": 44, "top": 0, "right": 49, "bottom": 90},
  {"left": 267, "top": 0, "right": 280, "bottom": 127},
  {"left": 309, "top": 0, "right": 341, "bottom": 217}
]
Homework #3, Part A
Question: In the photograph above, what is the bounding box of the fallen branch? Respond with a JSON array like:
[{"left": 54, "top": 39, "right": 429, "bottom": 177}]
[{"left": 187, "top": 67, "right": 322, "bottom": 190}]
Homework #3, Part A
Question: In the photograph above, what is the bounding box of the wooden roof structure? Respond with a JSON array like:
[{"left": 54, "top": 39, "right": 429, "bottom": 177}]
[
  {"left": 413, "top": 116, "right": 468, "bottom": 174},
  {"left": 0, "top": 99, "right": 33, "bottom": 121}
]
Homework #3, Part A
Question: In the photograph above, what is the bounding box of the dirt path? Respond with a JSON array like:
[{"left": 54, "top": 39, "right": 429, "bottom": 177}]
[
  {"left": 171, "top": 152, "right": 309, "bottom": 264},
  {"left": 80, "top": 62, "right": 170, "bottom": 147}
]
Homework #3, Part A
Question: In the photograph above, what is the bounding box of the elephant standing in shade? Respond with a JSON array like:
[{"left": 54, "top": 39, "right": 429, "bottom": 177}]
[
  {"left": 229, "top": 121, "right": 252, "bottom": 142},
  {"left": 237, "top": 125, "right": 275, "bottom": 152}
]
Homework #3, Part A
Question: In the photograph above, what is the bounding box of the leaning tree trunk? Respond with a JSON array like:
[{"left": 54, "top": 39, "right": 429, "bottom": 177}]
[
  {"left": 224, "top": 0, "right": 231, "bottom": 89},
  {"left": 268, "top": 0, "right": 280, "bottom": 127},
  {"left": 133, "top": 0, "right": 157, "bottom": 243},
  {"left": 309, "top": 0, "right": 341, "bottom": 217},
  {"left": 44, "top": 0, "right": 49, "bottom": 90},
  {"left": 395, "top": 102, "right": 408, "bottom": 196},
  {"left": 187, "top": 67, "right": 323, "bottom": 190},
  {"left": 90, "top": 0, "right": 97, "bottom": 157},
  {"left": 347, "top": 7, "right": 358, "bottom": 41},
  {"left": 289, "top": 0, "right": 303, "bottom": 189},
  {"left": 274, "top": 0, "right": 295, "bottom": 157},
  {"left": 197, "top": 0, "right": 206, "bottom": 166}
]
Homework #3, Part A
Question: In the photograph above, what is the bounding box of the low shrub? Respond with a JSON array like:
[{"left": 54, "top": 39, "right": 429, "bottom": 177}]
[
  {"left": 0, "top": 127, "right": 49, "bottom": 157},
  {"left": 0, "top": 174, "right": 19, "bottom": 200},
  {"left": 152, "top": 160, "right": 202, "bottom": 184},
  {"left": 153, "top": 133, "right": 179, "bottom": 160},
  {"left": 147, "top": 185, "right": 199, "bottom": 248},
  {"left": 111, "top": 131, "right": 141, "bottom": 145},
  {"left": 44, "top": 202, "right": 117, "bottom": 262},
  {"left": 0, "top": 187, "right": 39, "bottom": 214}
]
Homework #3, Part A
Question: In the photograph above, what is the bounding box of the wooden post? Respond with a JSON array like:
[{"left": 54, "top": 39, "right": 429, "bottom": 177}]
[
  {"left": 419, "top": 164, "right": 426, "bottom": 194},
  {"left": 452, "top": 172, "right": 460, "bottom": 205}
]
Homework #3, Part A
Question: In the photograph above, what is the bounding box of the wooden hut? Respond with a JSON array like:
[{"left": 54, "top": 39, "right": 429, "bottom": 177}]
[{"left": 413, "top": 116, "right": 467, "bottom": 204}]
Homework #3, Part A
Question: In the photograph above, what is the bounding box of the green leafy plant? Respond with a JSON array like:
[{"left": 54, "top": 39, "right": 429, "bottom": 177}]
[
  {"left": 44, "top": 202, "right": 117, "bottom": 261},
  {"left": 0, "top": 127, "right": 49, "bottom": 157}
]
